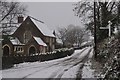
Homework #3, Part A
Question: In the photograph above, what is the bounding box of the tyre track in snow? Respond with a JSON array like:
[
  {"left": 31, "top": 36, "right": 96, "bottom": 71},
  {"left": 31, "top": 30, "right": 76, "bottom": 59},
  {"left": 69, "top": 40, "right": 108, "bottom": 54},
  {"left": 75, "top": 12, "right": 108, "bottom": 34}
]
[
  {"left": 3, "top": 47, "right": 90, "bottom": 79},
  {"left": 4, "top": 47, "right": 87, "bottom": 73},
  {"left": 20, "top": 47, "right": 88, "bottom": 79},
  {"left": 46, "top": 48, "right": 88, "bottom": 79},
  {"left": 56, "top": 48, "right": 93, "bottom": 79},
  {"left": 76, "top": 49, "right": 94, "bottom": 79},
  {"left": 48, "top": 47, "right": 93, "bottom": 80}
]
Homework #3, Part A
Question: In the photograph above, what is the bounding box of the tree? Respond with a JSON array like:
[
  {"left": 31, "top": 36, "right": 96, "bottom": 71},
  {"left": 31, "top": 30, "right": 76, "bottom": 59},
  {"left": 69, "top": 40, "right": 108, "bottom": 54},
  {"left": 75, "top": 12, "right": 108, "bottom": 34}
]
[
  {"left": 57, "top": 24, "right": 87, "bottom": 47},
  {"left": 73, "top": 0, "right": 119, "bottom": 42},
  {"left": 57, "top": 27, "right": 67, "bottom": 47},
  {"left": 66, "top": 25, "right": 86, "bottom": 46},
  {"left": 0, "top": 0, "right": 27, "bottom": 35}
]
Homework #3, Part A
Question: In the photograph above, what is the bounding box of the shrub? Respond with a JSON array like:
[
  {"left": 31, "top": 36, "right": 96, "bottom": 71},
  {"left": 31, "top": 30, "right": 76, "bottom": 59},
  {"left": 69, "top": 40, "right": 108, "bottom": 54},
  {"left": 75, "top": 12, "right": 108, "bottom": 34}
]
[{"left": 2, "top": 48, "right": 74, "bottom": 69}]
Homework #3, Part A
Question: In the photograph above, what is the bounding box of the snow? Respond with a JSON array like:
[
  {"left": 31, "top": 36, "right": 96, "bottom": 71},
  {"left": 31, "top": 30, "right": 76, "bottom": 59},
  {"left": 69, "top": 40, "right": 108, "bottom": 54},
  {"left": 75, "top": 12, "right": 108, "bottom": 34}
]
[
  {"left": 89, "top": 36, "right": 94, "bottom": 41},
  {"left": 56, "top": 38, "right": 63, "bottom": 44},
  {"left": 88, "top": 49, "right": 94, "bottom": 59},
  {"left": 10, "top": 37, "right": 24, "bottom": 45},
  {"left": 26, "top": 66, "right": 61, "bottom": 78},
  {"left": 2, "top": 47, "right": 93, "bottom": 78},
  {"left": 30, "top": 17, "right": 55, "bottom": 38},
  {"left": 77, "top": 47, "right": 92, "bottom": 59},
  {"left": 113, "top": 27, "right": 119, "bottom": 35},
  {"left": 0, "top": 23, "right": 21, "bottom": 35},
  {"left": 81, "top": 41, "right": 88, "bottom": 46},
  {"left": 0, "top": 70, "right": 2, "bottom": 80},
  {"left": 61, "top": 64, "right": 81, "bottom": 78},
  {"left": 33, "top": 36, "right": 47, "bottom": 46},
  {"left": 81, "top": 49, "right": 95, "bottom": 79},
  {"left": 9, "top": 23, "right": 22, "bottom": 35},
  {"left": 71, "top": 48, "right": 86, "bottom": 57},
  {"left": 82, "top": 61, "right": 95, "bottom": 78}
]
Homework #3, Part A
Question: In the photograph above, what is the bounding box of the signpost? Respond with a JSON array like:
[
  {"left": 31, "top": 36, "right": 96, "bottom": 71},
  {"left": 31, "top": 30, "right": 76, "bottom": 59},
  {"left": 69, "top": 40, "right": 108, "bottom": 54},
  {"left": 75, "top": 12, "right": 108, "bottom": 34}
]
[{"left": 100, "top": 21, "right": 112, "bottom": 37}]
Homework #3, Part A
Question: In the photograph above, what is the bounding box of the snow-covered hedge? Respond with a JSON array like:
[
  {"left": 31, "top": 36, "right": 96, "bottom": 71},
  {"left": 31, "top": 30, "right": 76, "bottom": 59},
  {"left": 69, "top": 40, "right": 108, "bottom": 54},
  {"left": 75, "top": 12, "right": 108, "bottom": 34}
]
[
  {"left": 95, "top": 36, "right": 120, "bottom": 79},
  {"left": 2, "top": 48, "right": 74, "bottom": 69}
]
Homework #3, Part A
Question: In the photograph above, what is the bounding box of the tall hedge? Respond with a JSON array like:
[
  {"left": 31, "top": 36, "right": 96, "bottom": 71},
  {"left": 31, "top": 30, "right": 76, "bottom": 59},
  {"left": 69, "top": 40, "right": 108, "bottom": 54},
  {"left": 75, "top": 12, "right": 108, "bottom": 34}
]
[{"left": 2, "top": 48, "right": 74, "bottom": 69}]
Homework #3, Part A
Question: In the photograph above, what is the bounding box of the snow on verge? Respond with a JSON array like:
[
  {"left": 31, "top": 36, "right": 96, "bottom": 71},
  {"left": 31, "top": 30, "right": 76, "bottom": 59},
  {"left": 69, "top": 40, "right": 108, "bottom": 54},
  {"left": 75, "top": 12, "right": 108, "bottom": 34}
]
[
  {"left": 82, "top": 61, "right": 95, "bottom": 78},
  {"left": 61, "top": 63, "right": 82, "bottom": 79},
  {"left": 0, "top": 70, "right": 2, "bottom": 80},
  {"left": 82, "top": 49, "right": 95, "bottom": 78}
]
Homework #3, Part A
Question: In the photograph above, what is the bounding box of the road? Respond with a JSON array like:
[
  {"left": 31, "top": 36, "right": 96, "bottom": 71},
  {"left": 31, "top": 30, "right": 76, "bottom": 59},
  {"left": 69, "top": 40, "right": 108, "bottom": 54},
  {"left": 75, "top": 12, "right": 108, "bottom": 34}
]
[{"left": 2, "top": 47, "right": 93, "bottom": 79}]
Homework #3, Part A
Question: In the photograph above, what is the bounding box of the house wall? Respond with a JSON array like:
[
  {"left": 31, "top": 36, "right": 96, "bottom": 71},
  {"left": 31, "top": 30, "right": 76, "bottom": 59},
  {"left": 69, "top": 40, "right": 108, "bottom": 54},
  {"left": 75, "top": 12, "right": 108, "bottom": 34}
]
[
  {"left": 13, "top": 17, "right": 45, "bottom": 44},
  {"left": 39, "top": 45, "right": 46, "bottom": 53},
  {"left": 25, "top": 37, "right": 46, "bottom": 55},
  {"left": 12, "top": 16, "right": 55, "bottom": 53},
  {"left": 45, "top": 37, "right": 56, "bottom": 52}
]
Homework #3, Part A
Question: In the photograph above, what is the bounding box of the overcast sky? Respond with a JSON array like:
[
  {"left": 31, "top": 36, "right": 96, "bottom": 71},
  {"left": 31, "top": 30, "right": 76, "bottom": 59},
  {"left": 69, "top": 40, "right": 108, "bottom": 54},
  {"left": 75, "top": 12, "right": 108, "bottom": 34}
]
[{"left": 22, "top": 2, "right": 83, "bottom": 31}]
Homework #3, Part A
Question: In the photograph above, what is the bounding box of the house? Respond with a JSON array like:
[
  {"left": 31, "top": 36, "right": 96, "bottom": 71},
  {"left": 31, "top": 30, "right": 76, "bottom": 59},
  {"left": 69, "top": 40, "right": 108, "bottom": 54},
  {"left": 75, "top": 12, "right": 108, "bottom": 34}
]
[{"left": 2, "top": 16, "right": 56, "bottom": 56}]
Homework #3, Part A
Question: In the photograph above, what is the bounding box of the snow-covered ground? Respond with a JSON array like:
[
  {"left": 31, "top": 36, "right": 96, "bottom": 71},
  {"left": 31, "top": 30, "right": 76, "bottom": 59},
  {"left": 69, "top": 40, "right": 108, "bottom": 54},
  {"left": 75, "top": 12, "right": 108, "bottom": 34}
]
[
  {"left": 2, "top": 47, "right": 93, "bottom": 79},
  {"left": 81, "top": 49, "right": 98, "bottom": 79},
  {"left": 0, "top": 70, "right": 2, "bottom": 80},
  {"left": 82, "top": 61, "right": 95, "bottom": 78}
]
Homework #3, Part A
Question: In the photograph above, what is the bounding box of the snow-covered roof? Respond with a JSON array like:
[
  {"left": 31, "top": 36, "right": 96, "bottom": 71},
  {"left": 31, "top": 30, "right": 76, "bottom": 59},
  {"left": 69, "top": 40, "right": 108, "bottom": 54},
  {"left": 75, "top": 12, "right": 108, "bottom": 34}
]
[
  {"left": 33, "top": 36, "right": 47, "bottom": 46},
  {"left": 9, "top": 27, "right": 18, "bottom": 35},
  {"left": 30, "top": 17, "right": 55, "bottom": 38},
  {"left": 56, "top": 38, "right": 63, "bottom": 44},
  {"left": 10, "top": 37, "right": 24, "bottom": 45}
]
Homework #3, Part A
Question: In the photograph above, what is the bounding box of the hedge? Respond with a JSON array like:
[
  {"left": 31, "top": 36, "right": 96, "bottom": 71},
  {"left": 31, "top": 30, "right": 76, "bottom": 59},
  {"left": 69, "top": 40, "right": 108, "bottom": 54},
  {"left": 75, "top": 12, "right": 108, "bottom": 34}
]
[{"left": 2, "top": 48, "right": 74, "bottom": 69}]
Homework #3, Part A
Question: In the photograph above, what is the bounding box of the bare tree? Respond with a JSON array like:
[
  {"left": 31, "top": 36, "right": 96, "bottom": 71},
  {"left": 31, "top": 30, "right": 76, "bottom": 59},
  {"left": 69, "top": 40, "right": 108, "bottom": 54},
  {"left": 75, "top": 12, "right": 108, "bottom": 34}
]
[
  {"left": 57, "top": 27, "right": 67, "bottom": 47},
  {"left": 66, "top": 25, "right": 86, "bottom": 47},
  {"left": 57, "top": 24, "right": 86, "bottom": 47},
  {"left": 0, "top": 0, "right": 27, "bottom": 35}
]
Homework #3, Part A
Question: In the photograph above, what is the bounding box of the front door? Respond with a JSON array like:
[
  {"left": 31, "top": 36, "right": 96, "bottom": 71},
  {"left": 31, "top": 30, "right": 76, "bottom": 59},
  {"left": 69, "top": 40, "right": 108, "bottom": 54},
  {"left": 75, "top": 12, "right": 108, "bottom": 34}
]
[
  {"left": 3, "top": 46, "right": 9, "bottom": 56},
  {"left": 29, "top": 46, "right": 36, "bottom": 55}
]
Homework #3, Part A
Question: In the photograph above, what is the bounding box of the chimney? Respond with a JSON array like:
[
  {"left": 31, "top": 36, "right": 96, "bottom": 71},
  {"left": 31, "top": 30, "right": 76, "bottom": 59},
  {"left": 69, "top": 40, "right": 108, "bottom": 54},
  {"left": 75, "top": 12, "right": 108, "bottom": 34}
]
[
  {"left": 53, "top": 30, "right": 56, "bottom": 36},
  {"left": 18, "top": 15, "right": 24, "bottom": 23}
]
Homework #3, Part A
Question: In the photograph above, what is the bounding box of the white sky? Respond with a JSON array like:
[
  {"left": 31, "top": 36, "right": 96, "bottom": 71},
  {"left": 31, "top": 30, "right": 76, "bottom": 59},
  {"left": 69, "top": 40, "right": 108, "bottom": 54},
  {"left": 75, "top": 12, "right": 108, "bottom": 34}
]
[{"left": 22, "top": 2, "right": 84, "bottom": 31}]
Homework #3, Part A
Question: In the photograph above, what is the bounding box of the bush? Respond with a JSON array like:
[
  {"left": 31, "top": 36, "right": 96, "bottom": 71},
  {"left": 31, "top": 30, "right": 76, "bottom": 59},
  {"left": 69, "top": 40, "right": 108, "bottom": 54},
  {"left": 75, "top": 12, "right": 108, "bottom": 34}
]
[{"left": 2, "top": 48, "right": 74, "bottom": 69}]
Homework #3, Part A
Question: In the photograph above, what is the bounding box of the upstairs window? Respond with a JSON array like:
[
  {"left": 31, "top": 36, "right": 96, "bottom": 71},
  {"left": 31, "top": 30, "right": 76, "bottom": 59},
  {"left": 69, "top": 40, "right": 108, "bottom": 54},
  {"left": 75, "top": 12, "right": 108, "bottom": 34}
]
[{"left": 24, "top": 31, "right": 32, "bottom": 43}]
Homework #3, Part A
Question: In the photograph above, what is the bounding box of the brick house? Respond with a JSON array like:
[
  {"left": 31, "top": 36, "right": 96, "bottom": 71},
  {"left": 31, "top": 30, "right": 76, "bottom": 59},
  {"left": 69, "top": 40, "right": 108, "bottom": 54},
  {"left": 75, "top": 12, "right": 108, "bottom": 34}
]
[{"left": 2, "top": 16, "right": 56, "bottom": 56}]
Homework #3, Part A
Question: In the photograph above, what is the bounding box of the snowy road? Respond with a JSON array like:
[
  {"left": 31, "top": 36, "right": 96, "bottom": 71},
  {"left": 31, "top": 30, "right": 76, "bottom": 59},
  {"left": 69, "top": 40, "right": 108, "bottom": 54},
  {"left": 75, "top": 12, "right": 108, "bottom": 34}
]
[{"left": 2, "top": 47, "right": 93, "bottom": 79}]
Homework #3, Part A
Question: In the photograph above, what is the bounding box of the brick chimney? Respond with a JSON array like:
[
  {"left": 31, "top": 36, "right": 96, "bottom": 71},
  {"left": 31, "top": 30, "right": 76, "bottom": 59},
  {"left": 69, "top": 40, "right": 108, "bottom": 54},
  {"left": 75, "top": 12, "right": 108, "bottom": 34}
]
[{"left": 18, "top": 16, "right": 24, "bottom": 23}]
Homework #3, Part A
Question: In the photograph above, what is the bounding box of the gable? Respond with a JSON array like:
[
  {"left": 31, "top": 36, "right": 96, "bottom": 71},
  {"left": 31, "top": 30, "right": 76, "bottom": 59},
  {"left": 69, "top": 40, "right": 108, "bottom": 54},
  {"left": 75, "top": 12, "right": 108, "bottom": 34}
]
[
  {"left": 12, "top": 16, "right": 56, "bottom": 44},
  {"left": 13, "top": 16, "right": 55, "bottom": 38},
  {"left": 29, "top": 16, "right": 55, "bottom": 38},
  {"left": 12, "top": 16, "right": 45, "bottom": 43}
]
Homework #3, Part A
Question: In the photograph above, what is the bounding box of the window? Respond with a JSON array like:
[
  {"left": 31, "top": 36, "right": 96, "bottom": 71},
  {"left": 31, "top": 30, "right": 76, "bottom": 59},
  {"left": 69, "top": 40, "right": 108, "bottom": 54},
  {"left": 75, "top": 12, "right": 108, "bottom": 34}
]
[
  {"left": 24, "top": 31, "right": 32, "bottom": 43},
  {"left": 14, "top": 46, "right": 24, "bottom": 53}
]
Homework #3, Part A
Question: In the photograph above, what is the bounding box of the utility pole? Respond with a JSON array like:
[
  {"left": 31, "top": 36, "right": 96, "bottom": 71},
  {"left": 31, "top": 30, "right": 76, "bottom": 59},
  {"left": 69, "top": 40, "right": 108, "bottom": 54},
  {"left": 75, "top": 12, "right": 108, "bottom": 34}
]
[
  {"left": 118, "top": 3, "right": 120, "bottom": 27},
  {"left": 94, "top": 1, "right": 97, "bottom": 58}
]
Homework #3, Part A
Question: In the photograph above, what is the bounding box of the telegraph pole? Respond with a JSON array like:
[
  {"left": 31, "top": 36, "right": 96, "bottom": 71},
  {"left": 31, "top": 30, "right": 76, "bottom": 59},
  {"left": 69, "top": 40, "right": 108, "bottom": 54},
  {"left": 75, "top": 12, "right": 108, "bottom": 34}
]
[{"left": 94, "top": 1, "right": 97, "bottom": 58}]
